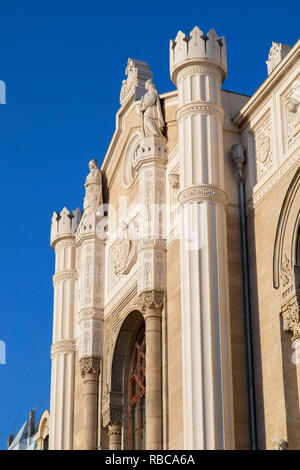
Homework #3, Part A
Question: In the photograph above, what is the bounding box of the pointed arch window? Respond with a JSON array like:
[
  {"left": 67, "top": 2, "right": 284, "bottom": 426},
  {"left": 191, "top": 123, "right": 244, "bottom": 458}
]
[{"left": 128, "top": 325, "right": 146, "bottom": 450}]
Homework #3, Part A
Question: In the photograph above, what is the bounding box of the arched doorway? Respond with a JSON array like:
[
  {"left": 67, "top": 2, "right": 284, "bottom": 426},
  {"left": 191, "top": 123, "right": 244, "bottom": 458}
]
[{"left": 107, "top": 310, "right": 145, "bottom": 450}]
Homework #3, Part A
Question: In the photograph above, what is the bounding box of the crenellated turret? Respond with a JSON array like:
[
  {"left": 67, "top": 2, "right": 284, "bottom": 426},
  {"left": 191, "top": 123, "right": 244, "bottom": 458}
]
[
  {"left": 50, "top": 207, "right": 82, "bottom": 248},
  {"left": 170, "top": 26, "right": 227, "bottom": 84},
  {"left": 170, "top": 26, "right": 234, "bottom": 450}
]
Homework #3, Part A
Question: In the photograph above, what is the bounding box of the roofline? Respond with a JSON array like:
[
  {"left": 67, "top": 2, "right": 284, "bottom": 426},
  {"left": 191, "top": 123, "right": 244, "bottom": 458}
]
[{"left": 233, "top": 38, "right": 300, "bottom": 127}]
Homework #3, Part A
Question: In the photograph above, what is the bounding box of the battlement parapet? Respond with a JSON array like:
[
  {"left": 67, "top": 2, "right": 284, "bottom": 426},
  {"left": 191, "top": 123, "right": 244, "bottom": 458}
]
[
  {"left": 170, "top": 26, "right": 227, "bottom": 84},
  {"left": 50, "top": 206, "right": 82, "bottom": 248}
]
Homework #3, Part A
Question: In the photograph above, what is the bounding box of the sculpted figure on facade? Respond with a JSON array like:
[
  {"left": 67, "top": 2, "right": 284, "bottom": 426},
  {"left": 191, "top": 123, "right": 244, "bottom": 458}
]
[
  {"left": 84, "top": 159, "right": 103, "bottom": 213},
  {"left": 138, "top": 79, "right": 165, "bottom": 138}
]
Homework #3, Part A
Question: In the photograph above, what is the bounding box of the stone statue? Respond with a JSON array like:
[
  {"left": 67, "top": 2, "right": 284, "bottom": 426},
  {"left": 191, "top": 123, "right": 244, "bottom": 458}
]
[
  {"left": 138, "top": 79, "right": 164, "bottom": 138},
  {"left": 84, "top": 159, "right": 103, "bottom": 213}
]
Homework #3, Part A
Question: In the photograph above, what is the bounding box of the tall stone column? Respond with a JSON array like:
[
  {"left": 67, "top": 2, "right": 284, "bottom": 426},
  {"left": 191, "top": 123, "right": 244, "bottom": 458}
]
[
  {"left": 170, "top": 26, "right": 234, "bottom": 449},
  {"left": 108, "top": 423, "right": 122, "bottom": 450},
  {"left": 139, "top": 292, "right": 164, "bottom": 449},
  {"left": 49, "top": 207, "right": 82, "bottom": 449},
  {"left": 76, "top": 159, "right": 106, "bottom": 450},
  {"left": 135, "top": 130, "right": 167, "bottom": 449}
]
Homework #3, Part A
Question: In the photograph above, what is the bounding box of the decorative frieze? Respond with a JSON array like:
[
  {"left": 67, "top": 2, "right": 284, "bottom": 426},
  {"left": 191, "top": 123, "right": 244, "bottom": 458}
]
[
  {"left": 253, "top": 151, "right": 299, "bottom": 207},
  {"left": 52, "top": 269, "right": 78, "bottom": 286},
  {"left": 176, "top": 101, "right": 224, "bottom": 123},
  {"left": 178, "top": 184, "right": 227, "bottom": 206}
]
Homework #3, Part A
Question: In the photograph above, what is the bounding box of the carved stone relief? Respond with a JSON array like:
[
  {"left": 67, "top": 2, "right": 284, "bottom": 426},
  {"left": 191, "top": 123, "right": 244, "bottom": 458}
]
[
  {"left": 120, "top": 58, "right": 153, "bottom": 107},
  {"left": 254, "top": 114, "right": 273, "bottom": 181},
  {"left": 266, "top": 42, "right": 291, "bottom": 75}
]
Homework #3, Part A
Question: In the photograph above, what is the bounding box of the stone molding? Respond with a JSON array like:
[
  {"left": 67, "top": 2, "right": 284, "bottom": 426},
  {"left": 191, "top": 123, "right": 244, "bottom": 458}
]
[
  {"left": 51, "top": 340, "right": 76, "bottom": 358},
  {"left": 52, "top": 269, "right": 78, "bottom": 286},
  {"left": 176, "top": 101, "right": 224, "bottom": 123},
  {"left": 176, "top": 64, "right": 220, "bottom": 82},
  {"left": 77, "top": 307, "right": 103, "bottom": 322},
  {"left": 253, "top": 151, "right": 299, "bottom": 209},
  {"left": 177, "top": 184, "right": 227, "bottom": 207},
  {"left": 134, "top": 136, "right": 167, "bottom": 171},
  {"left": 80, "top": 357, "right": 101, "bottom": 377},
  {"left": 53, "top": 238, "right": 77, "bottom": 251}
]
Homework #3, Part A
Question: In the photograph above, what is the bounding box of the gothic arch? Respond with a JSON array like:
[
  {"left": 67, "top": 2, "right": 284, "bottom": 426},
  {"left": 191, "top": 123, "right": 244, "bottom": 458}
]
[
  {"left": 273, "top": 166, "right": 300, "bottom": 289},
  {"left": 104, "top": 309, "right": 145, "bottom": 449}
]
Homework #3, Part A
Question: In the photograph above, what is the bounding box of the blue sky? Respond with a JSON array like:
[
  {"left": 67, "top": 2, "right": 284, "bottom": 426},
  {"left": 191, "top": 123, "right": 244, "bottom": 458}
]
[{"left": 0, "top": 0, "right": 299, "bottom": 449}]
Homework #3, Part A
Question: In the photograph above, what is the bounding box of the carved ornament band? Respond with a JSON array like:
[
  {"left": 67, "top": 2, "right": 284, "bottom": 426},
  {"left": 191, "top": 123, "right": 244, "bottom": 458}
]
[
  {"left": 77, "top": 308, "right": 103, "bottom": 322},
  {"left": 178, "top": 184, "right": 227, "bottom": 206},
  {"left": 80, "top": 357, "right": 101, "bottom": 377},
  {"left": 53, "top": 269, "right": 78, "bottom": 285},
  {"left": 176, "top": 101, "right": 224, "bottom": 122},
  {"left": 176, "top": 65, "right": 221, "bottom": 82},
  {"left": 51, "top": 340, "right": 76, "bottom": 357},
  {"left": 54, "top": 238, "right": 77, "bottom": 250}
]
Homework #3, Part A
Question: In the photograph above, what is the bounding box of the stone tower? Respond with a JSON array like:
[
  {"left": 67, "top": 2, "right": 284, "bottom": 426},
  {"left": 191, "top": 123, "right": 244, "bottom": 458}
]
[{"left": 170, "top": 27, "right": 234, "bottom": 449}]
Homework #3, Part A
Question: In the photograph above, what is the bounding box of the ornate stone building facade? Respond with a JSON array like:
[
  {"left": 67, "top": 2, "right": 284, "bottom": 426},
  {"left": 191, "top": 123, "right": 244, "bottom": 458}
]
[{"left": 47, "top": 26, "right": 300, "bottom": 450}]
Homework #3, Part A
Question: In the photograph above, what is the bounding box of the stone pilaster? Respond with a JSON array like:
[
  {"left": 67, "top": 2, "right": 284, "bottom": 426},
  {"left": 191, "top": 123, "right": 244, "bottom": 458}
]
[
  {"left": 49, "top": 207, "right": 82, "bottom": 450},
  {"left": 170, "top": 27, "right": 234, "bottom": 449},
  {"left": 135, "top": 135, "right": 167, "bottom": 450},
  {"left": 75, "top": 159, "right": 106, "bottom": 450}
]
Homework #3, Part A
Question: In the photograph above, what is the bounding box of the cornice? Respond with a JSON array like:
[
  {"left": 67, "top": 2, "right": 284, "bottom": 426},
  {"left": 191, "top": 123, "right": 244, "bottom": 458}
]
[{"left": 233, "top": 39, "right": 300, "bottom": 128}]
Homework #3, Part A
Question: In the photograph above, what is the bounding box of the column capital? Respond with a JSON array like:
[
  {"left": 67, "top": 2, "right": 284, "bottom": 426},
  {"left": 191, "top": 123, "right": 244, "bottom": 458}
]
[
  {"left": 80, "top": 357, "right": 101, "bottom": 377},
  {"left": 102, "top": 406, "right": 123, "bottom": 428},
  {"left": 138, "top": 290, "right": 164, "bottom": 314},
  {"left": 281, "top": 295, "right": 300, "bottom": 339}
]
